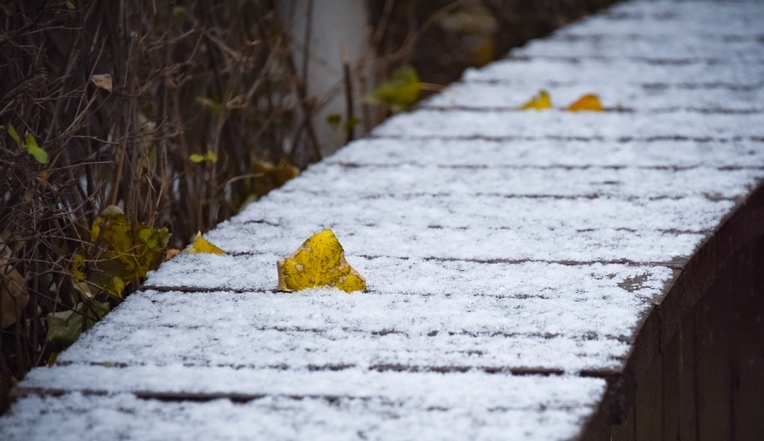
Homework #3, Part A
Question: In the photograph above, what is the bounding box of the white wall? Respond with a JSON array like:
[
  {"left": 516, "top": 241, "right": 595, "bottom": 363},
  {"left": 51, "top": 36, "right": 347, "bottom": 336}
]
[{"left": 277, "top": 0, "right": 378, "bottom": 156}]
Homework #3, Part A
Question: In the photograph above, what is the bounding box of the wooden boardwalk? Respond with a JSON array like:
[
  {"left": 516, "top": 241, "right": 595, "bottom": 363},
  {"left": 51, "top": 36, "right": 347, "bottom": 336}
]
[{"left": 2, "top": 1, "right": 764, "bottom": 440}]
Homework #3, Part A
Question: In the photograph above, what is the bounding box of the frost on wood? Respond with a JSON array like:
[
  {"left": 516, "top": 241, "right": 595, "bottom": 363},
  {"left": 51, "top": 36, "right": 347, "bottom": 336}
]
[
  {"left": 3, "top": 0, "right": 764, "bottom": 440},
  {"left": 276, "top": 229, "right": 366, "bottom": 293}
]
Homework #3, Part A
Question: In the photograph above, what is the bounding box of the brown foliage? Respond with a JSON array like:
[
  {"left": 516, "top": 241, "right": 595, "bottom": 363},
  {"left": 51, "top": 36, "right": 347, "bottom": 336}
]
[{"left": 0, "top": 0, "right": 321, "bottom": 405}]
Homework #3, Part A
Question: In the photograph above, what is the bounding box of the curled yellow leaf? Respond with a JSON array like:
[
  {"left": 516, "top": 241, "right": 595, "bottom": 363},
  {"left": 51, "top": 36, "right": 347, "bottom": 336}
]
[
  {"left": 277, "top": 229, "right": 366, "bottom": 293},
  {"left": 519, "top": 90, "right": 552, "bottom": 110},
  {"left": 184, "top": 231, "right": 226, "bottom": 255},
  {"left": 566, "top": 94, "right": 603, "bottom": 112}
]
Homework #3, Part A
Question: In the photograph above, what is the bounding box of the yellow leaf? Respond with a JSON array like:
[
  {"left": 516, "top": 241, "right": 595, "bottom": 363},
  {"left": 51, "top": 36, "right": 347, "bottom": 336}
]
[
  {"left": 25, "top": 132, "right": 48, "bottom": 164},
  {"left": 519, "top": 90, "right": 552, "bottom": 110},
  {"left": 366, "top": 65, "right": 423, "bottom": 112},
  {"left": 184, "top": 231, "right": 226, "bottom": 255},
  {"left": 88, "top": 205, "right": 170, "bottom": 298},
  {"left": 7, "top": 124, "right": 21, "bottom": 145},
  {"left": 277, "top": 229, "right": 366, "bottom": 293},
  {"left": 566, "top": 94, "right": 603, "bottom": 112},
  {"left": 250, "top": 159, "right": 300, "bottom": 198}
]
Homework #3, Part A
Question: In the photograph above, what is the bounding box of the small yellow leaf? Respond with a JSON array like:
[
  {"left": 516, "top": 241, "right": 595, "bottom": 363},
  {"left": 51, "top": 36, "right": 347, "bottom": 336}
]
[
  {"left": 519, "top": 90, "right": 552, "bottom": 110},
  {"left": 277, "top": 229, "right": 366, "bottom": 293},
  {"left": 366, "top": 65, "right": 423, "bottom": 112},
  {"left": 25, "top": 133, "right": 48, "bottom": 164},
  {"left": 184, "top": 231, "right": 226, "bottom": 255},
  {"left": 90, "top": 73, "right": 113, "bottom": 92},
  {"left": 566, "top": 94, "right": 603, "bottom": 112},
  {"left": 7, "top": 124, "right": 21, "bottom": 145}
]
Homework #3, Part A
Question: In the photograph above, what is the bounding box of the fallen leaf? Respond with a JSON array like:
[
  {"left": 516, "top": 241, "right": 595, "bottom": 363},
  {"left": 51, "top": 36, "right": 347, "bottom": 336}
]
[
  {"left": 183, "top": 231, "right": 225, "bottom": 255},
  {"left": 1, "top": 260, "right": 29, "bottom": 328},
  {"left": 91, "top": 73, "right": 113, "bottom": 92},
  {"left": 520, "top": 90, "right": 552, "bottom": 110},
  {"left": 277, "top": 229, "right": 366, "bottom": 293},
  {"left": 566, "top": 94, "right": 603, "bottom": 112},
  {"left": 164, "top": 248, "right": 181, "bottom": 261}
]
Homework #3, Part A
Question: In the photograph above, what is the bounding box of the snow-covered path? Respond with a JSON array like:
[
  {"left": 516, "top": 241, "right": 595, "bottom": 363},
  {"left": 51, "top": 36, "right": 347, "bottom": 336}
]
[{"left": 2, "top": 1, "right": 763, "bottom": 440}]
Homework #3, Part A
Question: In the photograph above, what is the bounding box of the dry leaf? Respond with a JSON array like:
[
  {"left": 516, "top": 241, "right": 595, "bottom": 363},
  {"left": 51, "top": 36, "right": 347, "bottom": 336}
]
[
  {"left": 1, "top": 260, "right": 29, "bottom": 328},
  {"left": 519, "top": 90, "right": 552, "bottom": 110},
  {"left": 277, "top": 229, "right": 366, "bottom": 293},
  {"left": 91, "top": 73, "right": 113, "bottom": 92},
  {"left": 183, "top": 231, "right": 225, "bottom": 255},
  {"left": 566, "top": 94, "right": 603, "bottom": 112},
  {"left": 164, "top": 248, "right": 181, "bottom": 261}
]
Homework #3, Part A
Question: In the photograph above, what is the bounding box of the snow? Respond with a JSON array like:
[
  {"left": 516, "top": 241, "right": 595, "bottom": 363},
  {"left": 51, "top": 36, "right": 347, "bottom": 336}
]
[
  {"left": 0, "top": 385, "right": 604, "bottom": 441},
  {"left": 372, "top": 110, "right": 764, "bottom": 139},
  {"left": 3, "top": 0, "right": 764, "bottom": 440}
]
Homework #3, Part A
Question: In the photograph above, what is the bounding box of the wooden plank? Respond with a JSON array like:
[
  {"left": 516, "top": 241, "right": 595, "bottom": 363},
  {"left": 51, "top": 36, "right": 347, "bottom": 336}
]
[
  {"left": 633, "top": 309, "right": 663, "bottom": 441},
  {"left": 678, "top": 311, "right": 698, "bottom": 441},
  {"left": 694, "top": 274, "right": 733, "bottom": 441},
  {"left": 730, "top": 239, "right": 764, "bottom": 441}
]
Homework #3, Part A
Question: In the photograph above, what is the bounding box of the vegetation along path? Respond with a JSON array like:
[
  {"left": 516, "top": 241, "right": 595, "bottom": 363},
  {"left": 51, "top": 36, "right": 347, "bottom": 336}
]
[{"left": 2, "top": 0, "right": 764, "bottom": 439}]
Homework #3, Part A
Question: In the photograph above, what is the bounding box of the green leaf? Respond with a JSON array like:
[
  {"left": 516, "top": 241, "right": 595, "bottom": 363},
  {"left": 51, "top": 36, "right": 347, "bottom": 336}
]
[
  {"left": 195, "top": 96, "right": 221, "bottom": 115},
  {"left": 344, "top": 116, "right": 361, "bottom": 131},
  {"left": 86, "top": 206, "right": 170, "bottom": 298},
  {"left": 46, "top": 302, "right": 109, "bottom": 349},
  {"left": 190, "top": 152, "right": 217, "bottom": 163},
  {"left": 366, "top": 65, "right": 422, "bottom": 112},
  {"left": 65, "top": 0, "right": 75, "bottom": 10},
  {"left": 172, "top": 6, "right": 187, "bottom": 23},
  {"left": 326, "top": 113, "right": 342, "bottom": 130},
  {"left": 46, "top": 309, "right": 81, "bottom": 348},
  {"left": 7, "top": 124, "right": 21, "bottom": 145},
  {"left": 105, "top": 276, "right": 125, "bottom": 298},
  {"left": 25, "top": 133, "right": 48, "bottom": 164}
]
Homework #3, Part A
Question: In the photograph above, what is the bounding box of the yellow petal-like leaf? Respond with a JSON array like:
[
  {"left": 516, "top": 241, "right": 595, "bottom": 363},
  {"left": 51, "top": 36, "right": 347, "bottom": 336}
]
[
  {"left": 7, "top": 124, "right": 21, "bottom": 145},
  {"left": 184, "top": 231, "right": 226, "bottom": 255},
  {"left": 277, "top": 229, "right": 365, "bottom": 293},
  {"left": 519, "top": 90, "right": 552, "bottom": 110},
  {"left": 566, "top": 94, "right": 603, "bottom": 112},
  {"left": 25, "top": 133, "right": 49, "bottom": 164}
]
